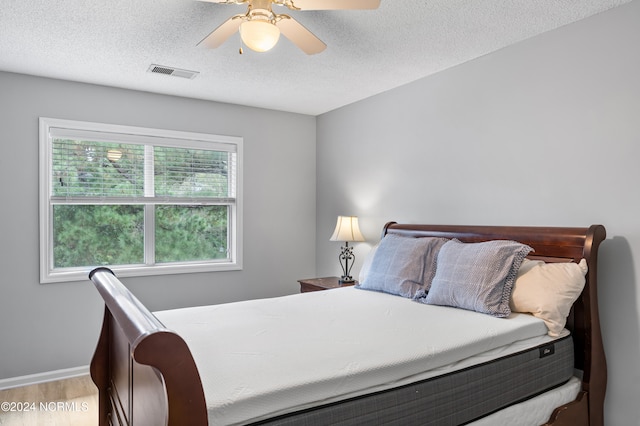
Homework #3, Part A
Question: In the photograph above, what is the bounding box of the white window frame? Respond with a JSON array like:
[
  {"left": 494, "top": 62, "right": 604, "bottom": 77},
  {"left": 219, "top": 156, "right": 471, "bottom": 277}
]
[{"left": 39, "top": 117, "right": 243, "bottom": 283}]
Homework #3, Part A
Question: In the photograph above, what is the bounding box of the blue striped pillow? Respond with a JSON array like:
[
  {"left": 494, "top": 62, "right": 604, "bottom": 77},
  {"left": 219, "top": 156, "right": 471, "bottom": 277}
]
[
  {"left": 357, "top": 234, "right": 448, "bottom": 298},
  {"left": 420, "top": 239, "right": 532, "bottom": 317}
]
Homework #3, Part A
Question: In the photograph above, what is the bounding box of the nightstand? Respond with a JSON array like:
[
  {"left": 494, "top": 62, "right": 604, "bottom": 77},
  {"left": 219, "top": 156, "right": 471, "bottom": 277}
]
[{"left": 298, "top": 276, "right": 358, "bottom": 293}]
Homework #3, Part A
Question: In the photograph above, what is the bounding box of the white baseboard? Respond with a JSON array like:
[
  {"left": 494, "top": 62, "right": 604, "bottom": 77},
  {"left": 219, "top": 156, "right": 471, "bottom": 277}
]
[{"left": 0, "top": 366, "right": 90, "bottom": 390}]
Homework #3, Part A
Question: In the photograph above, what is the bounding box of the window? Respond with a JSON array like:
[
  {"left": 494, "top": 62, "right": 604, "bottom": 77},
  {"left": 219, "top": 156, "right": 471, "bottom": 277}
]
[{"left": 39, "top": 118, "right": 242, "bottom": 283}]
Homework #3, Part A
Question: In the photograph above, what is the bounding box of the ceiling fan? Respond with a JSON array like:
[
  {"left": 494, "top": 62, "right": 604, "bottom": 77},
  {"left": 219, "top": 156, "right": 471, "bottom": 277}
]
[{"left": 197, "top": 0, "right": 381, "bottom": 55}]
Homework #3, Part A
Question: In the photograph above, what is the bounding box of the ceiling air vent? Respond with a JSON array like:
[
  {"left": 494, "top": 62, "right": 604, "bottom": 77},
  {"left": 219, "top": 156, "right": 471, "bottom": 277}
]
[{"left": 147, "top": 64, "right": 199, "bottom": 80}]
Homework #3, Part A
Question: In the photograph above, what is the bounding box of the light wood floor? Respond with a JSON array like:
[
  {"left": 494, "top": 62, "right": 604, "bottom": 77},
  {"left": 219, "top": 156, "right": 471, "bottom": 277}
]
[{"left": 0, "top": 375, "right": 98, "bottom": 426}]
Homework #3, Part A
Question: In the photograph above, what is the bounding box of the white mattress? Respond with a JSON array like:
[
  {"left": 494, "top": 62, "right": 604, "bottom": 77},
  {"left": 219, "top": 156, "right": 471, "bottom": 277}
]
[
  {"left": 470, "top": 376, "right": 582, "bottom": 426},
  {"left": 154, "top": 287, "right": 551, "bottom": 425}
]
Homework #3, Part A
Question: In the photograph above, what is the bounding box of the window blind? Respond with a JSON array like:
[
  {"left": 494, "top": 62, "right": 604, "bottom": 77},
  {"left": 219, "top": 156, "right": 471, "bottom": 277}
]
[{"left": 51, "top": 136, "right": 237, "bottom": 204}]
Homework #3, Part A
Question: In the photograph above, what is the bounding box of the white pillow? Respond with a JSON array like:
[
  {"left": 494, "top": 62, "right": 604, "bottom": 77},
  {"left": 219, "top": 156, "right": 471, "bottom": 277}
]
[{"left": 510, "top": 259, "right": 588, "bottom": 337}]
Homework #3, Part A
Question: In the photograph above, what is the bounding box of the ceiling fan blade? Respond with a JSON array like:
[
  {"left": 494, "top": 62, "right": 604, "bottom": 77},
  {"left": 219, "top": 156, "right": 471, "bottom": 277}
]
[
  {"left": 287, "top": 0, "right": 380, "bottom": 10},
  {"left": 197, "top": 15, "right": 244, "bottom": 48},
  {"left": 276, "top": 16, "right": 327, "bottom": 55}
]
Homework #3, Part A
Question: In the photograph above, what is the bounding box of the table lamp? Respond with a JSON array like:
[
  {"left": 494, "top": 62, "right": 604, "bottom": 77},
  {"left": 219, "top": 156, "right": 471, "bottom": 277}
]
[{"left": 330, "top": 216, "right": 365, "bottom": 284}]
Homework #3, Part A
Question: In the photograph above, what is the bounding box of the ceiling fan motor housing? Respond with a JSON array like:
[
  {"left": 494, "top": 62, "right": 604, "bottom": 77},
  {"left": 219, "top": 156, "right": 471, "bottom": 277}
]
[{"left": 248, "top": 0, "right": 276, "bottom": 21}]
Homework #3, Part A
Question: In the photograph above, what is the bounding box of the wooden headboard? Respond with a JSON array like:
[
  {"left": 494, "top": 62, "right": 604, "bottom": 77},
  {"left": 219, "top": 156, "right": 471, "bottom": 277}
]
[{"left": 382, "top": 222, "right": 607, "bottom": 426}]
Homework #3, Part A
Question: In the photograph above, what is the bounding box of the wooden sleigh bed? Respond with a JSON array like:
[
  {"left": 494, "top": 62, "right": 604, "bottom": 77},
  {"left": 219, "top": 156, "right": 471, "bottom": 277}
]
[{"left": 89, "top": 223, "right": 607, "bottom": 426}]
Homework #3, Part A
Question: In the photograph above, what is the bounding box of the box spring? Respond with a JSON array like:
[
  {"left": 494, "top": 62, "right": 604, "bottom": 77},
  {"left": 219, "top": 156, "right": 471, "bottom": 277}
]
[{"left": 252, "top": 335, "right": 574, "bottom": 426}]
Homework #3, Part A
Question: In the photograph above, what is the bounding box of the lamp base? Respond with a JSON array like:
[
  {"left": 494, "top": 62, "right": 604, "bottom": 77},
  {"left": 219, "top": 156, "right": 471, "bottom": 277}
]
[{"left": 338, "top": 276, "right": 355, "bottom": 285}]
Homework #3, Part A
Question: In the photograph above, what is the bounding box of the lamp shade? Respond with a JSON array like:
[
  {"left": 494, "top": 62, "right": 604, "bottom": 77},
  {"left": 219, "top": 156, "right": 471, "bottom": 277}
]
[
  {"left": 330, "top": 216, "right": 365, "bottom": 242},
  {"left": 240, "top": 20, "right": 281, "bottom": 52}
]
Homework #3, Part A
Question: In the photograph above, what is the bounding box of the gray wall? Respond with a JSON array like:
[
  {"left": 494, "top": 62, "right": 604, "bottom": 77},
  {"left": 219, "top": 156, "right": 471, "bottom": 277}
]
[
  {"left": 0, "top": 71, "right": 317, "bottom": 379},
  {"left": 316, "top": 2, "right": 640, "bottom": 425}
]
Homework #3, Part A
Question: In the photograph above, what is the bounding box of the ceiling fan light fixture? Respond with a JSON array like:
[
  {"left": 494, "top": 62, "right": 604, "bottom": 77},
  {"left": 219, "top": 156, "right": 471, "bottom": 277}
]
[{"left": 240, "top": 20, "right": 281, "bottom": 52}]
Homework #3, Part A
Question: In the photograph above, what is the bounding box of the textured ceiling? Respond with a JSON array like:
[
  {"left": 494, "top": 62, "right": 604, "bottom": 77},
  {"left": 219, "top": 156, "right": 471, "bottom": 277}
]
[{"left": 0, "top": 0, "right": 632, "bottom": 115}]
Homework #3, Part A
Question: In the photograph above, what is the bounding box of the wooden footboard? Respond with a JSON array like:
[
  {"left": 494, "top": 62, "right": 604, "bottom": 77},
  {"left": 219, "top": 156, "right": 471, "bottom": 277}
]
[{"left": 89, "top": 267, "right": 207, "bottom": 426}]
